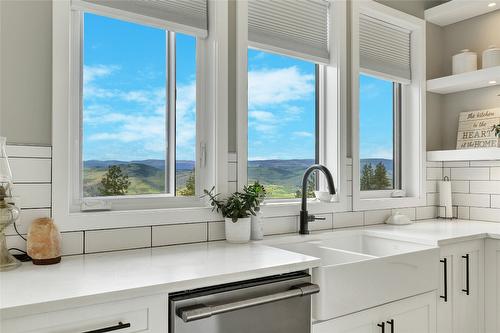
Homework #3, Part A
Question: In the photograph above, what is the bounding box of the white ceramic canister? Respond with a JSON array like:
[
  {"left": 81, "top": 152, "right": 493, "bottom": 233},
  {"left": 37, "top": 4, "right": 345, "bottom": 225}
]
[
  {"left": 452, "top": 49, "right": 477, "bottom": 75},
  {"left": 250, "top": 209, "right": 264, "bottom": 240},
  {"left": 483, "top": 45, "right": 500, "bottom": 69}
]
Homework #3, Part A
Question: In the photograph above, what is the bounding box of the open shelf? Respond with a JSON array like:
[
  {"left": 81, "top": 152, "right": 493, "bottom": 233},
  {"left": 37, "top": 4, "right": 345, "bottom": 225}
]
[
  {"left": 427, "top": 148, "right": 500, "bottom": 162},
  {"left": 425, "top": 0, "right": 499, "bottom": 27},
  {"left": 427, "top": 66, "right": 500, "bottom": 94}
]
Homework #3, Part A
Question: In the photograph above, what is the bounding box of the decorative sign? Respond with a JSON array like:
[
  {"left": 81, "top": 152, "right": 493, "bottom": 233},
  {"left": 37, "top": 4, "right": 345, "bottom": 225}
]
[{"left": 456, "top": 108, "right": 500, "bottom": 149}]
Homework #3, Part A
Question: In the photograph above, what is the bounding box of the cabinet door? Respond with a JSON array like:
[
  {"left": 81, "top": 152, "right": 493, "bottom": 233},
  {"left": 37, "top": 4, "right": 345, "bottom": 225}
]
[
  {"left": 453, "top": 240, "right": 484, "bottom": 333},
  {"left": 312, "top": 309, "right": 376, "bottom": 333},
  {"left": 437, "top": 251, "right": 456, "bottom": 333},
  {"left": 485, "top": 239, "right": 500, "bottom": 333},
  {"left": 383, "top": 292, "right": 436, "bottom": 333}
]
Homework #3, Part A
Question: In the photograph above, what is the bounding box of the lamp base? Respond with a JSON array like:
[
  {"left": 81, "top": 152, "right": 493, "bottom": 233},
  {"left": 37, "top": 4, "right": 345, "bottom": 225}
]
[{"left": 0, "top": 232, "right": 21, "bottom": 271}]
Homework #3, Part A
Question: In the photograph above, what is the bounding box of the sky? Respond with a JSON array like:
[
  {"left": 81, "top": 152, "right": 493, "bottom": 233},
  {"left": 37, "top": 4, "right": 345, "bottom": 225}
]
[{"left": 83, "top": 13, "right": 394, "bottom": 163}]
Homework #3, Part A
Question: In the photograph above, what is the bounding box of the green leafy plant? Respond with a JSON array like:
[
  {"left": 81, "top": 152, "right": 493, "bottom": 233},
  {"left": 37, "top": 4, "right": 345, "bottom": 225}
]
[
  {"left": 99, "top": 165, "right": 131, "bottom": 196},
  {"left": 203, "top": 186, "right": 261, "bottom": 222},
  {"left": 243, "top": 181, "right": 267, "bottom": 210},
  {"left": 493, "top": 124, "right": 500, "bottom": 138}
]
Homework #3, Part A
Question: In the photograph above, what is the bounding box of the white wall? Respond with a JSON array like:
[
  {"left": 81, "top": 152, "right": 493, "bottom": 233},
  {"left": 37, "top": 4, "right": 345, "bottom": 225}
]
[{"left": 0, "top": 0, "right": 52, "bottom": 145}]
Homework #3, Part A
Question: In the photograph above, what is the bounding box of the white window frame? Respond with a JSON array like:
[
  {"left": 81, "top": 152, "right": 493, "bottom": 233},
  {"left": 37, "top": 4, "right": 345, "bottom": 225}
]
[
  {"left": 52, "top": 0, "right": 228, "bottom": 231},
  {"left": 235, "top": 0, "right": 348, "bottom": 218},
  {"left": 351, "top": 0, "right": 426, "bottom": 211}
]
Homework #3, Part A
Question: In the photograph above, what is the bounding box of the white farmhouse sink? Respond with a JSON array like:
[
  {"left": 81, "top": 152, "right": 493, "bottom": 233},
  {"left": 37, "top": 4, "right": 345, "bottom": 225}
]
[{"left": 272, "top": 230, "right": 439, "bottom": 320}]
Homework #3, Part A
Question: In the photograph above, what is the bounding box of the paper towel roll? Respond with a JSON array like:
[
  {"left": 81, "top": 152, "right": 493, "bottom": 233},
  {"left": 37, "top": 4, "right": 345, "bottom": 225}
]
[{"left": 438, "top": 179, "right": 453, "bottom": 218}]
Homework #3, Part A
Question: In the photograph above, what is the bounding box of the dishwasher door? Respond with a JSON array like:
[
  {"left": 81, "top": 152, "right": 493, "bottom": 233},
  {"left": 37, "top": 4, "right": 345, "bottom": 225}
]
[{"left": 169, "top": 272, "right": 318, "bottom": 333}]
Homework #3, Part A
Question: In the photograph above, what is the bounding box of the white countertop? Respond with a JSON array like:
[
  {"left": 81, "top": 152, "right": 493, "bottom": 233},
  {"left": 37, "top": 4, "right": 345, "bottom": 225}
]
[
  {"left": 3, "top": 219, "right": 500, "bottom": 318},
  {"left": 0, "top": 241, "right": 319, "bottom": 316}
]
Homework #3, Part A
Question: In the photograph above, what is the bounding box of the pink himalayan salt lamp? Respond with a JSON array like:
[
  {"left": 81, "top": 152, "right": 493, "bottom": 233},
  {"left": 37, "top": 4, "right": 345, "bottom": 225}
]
[{"left": 27, "top": 217, "right": 62, "bottom": 265}]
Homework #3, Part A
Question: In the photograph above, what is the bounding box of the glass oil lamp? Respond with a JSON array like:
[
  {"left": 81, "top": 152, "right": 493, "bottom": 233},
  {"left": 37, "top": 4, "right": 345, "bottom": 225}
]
[{"left": 0, "top": 137, "right": 21, "bottom": 271}]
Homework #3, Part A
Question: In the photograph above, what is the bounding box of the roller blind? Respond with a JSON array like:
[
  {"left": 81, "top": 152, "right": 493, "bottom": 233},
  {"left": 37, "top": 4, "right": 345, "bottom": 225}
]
[
  {"left": 72, "top": 0, "right": 208, "bottom": 38},
  {"left": 248, "top": 0, "right": 330, "bottom": 64},
  {"left": 359, "top": 14, "right": 411, "bottom": 83}
]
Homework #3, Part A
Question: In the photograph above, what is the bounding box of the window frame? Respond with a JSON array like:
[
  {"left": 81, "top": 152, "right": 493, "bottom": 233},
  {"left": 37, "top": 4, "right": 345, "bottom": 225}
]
[
  {"left": 52, "top": 0, "right": 228, "bottom": 231},
  {"left": 235, "top": 0, "right": 348, "bottom": 218},
  {"left": 351, "top": 0, "right": 426, "bottom": 211}
]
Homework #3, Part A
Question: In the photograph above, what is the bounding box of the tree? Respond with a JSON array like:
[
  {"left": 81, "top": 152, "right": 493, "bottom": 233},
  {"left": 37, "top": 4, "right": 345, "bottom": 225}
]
[
  {"left": 360, "top": 163, "right": 374, "bottom": 190},
  {"left": 373, "top": 162, "right": 391, "bottom": 190},
  {"left": 295, "top": 177, "right": 316, "bottom": 198},
  {"left": 177, "top": 173, "right": 195, "bottom": 196},
  {"left": 99, "top": 165, "right": 131, "bottom": 196}
]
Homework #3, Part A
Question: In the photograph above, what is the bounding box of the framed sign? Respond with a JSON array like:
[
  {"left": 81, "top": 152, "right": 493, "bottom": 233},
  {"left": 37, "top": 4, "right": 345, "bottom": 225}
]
[{"left": 456, "top": 108, "right": 500, "bottom": 149}]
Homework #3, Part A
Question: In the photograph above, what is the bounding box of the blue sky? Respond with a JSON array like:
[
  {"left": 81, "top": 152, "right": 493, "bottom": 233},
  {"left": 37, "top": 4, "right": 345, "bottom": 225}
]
[{"left": 83, "top": 13, "right": 393, "bottom": 163}]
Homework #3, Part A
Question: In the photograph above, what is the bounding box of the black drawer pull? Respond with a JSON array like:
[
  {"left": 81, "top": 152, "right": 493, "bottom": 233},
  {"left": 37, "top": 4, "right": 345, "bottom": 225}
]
[
  {"left": 440, "top": 258, "right": 448, "bottom": 302},
  {"left": 387, "top": 319, "right": 394, "bottom": 333},
  {"left": 83, "top": 322, "right": 131, "bottom": 333},
  {"left": 377, "top": 322, "right": 385, "bottom": 333},
  {"left": 462, "top": 254, "right": 470, "bottom": 295}
]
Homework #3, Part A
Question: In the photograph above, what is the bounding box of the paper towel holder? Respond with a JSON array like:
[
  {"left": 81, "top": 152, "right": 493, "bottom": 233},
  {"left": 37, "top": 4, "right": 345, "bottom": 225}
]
[{"left": 437, "top": 176, "right": 458, "bottom": 219}]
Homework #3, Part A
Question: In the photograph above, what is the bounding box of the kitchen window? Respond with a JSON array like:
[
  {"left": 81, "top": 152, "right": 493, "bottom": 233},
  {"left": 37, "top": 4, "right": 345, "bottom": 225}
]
[
  {"left": 247, "top": 49, "right": 319, "bottom": 199},
  {"left": 351, "top": 1, "right": 426, "bottom": 210},
  {"left": 52, "top": 0, "right": 228, "bottom": 230},
  {"left": 82, "top": 13, "right": 196, "bottom": 199}
]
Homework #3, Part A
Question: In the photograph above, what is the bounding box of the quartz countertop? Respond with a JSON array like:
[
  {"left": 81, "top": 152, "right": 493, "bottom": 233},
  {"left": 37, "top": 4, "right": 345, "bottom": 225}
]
[
  {"left": 0, "top": 241, "right": 319, "bottom": 316},
  {"left": 3, "top": 219, "right": 500, "bottom": 318}
]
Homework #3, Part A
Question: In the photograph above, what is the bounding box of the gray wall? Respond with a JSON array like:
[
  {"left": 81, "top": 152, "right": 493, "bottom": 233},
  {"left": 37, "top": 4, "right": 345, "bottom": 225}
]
[{"left": 0, "top": 0, "right": 52, "bottom": 145}]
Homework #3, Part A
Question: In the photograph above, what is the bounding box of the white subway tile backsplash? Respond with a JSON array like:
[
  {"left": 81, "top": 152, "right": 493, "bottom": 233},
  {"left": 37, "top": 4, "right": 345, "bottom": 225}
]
[
  {"left": 263, "top": 216, "right": 298, "bottom": 235},
  {"left": 458, "top": 206, "right": 470, "bottom": 219},
  {"left": 364, "top": 209, "right": 391, "bottom": 225},
  {"left": 309, "top": 214, "right": 333, "bottom": 231},
  {"left": 10, "top": 158, "right": 51, "bottom": 183},
  {"left": 346, "top": 165, "right": 353, "bottom": 181},
  {"left": 491, "top": 168, "right": 500, "bottom": 180},
  {"left": 227, "top": 181, "right": 237, "bottom": 193},
  {"left": 152, "top": 223, "right": 207, "bottom": 247},
  {"left": 333, "top": 212, "right": 363, "bottom": 228},
  {"left": 6, "top": 232, "right": 83, "bottom": 256},
  {"left": 427, "top": 193, "right": 439, "bottom": 206},
  {"left": 427, "top": 161, "right": 442, "bottom": 168},
  {"left": 444, "top": 161, "right": 469, "bottom": 168},
  {"left": 85, "top": 227, "right": 151, "bottom": 253},
  {"left": 452, "top": 193, "right": 490, "bottom": 208},
  {"left": 228, "top": 163, "right": 237, "bottom": 182},
  {"left": 5, "top": 208, "right": 51, "bottom": 235},
  {"left": 470, "top": 181, "right": 500, "bottom": 194},
  {"left": 6, "top": 145, "right": 51, "bottom": 158},
  {"left": 470, "top": 207, "right": 500, "bottom": 223},
  {"left": 470, "top": 161, "right": 500, "bottom": 167},
  {"left": 11, "top": 183, "right": 51, "bottom": 208},
  {"left": 450, "top": 167, "right": 490, "bottom": 181},
  {"left": 451, "top": 181, "right": 469, "bottom": 193},
  {"left": 346, "top": 180, "right": 353, "bottom": 196},
  {"left": 427, "top": 167, "right": 443, "bottom": 180},
  {"left": 208, "top": 221, "right": 225, "bottom": 241},
  {"left": 491, "top": 196, "right": 500, "bottom": 209},
  {"left": 443, "top": 168, "right": 451, "bottom": 179},
  {"left": 228, "top": 152, "right": 237, "bottom": 163},
  {"left": 416, "top": 206, "right": 438, "bottom": 220},
  {"left": 426, "top": 181, "right": 438, "bottom": 193},
  {"left": 392, "top": 208, "right": 416, "bottom": 221}
]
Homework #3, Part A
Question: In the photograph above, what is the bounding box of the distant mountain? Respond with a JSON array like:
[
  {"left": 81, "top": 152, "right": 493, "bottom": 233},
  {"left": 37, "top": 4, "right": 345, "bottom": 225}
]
[{"left": 84, "top": 159, "right": 195, "bottom": 170}]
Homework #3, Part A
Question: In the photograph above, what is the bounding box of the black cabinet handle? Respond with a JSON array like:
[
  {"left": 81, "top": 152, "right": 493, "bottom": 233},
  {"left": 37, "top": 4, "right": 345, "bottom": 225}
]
[
  {"left": 462, "top": 254, "right": 470, "bottom": 295},
  {"left": 386, "top": 319, "right": 394, "bottom": 333},
  {"left": 82, "top": 322, "right": 131, "bottom": 333},
  {"left": 377, "top": 322, "right": 385, "bottom": 333},
  {"left": 440, "top": 258, "right": 448, "bottom": 302}
]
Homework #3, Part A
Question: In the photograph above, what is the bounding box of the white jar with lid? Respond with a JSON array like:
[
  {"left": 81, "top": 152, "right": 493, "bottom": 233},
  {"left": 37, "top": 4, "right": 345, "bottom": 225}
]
[
  {"left": 482, "top": 45, "right": 500, "bottom": 68},
  {"left": 452, "top": 49, "right": 477, "bottom": 75}
]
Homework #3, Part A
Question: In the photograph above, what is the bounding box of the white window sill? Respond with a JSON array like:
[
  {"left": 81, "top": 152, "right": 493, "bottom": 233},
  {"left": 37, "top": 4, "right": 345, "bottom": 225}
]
[
  {"left": 353, "top": 195, "right": 426, "bottom": 211},
  {"left": 259, "top": 197, "right": 349, "bottom": 218}
]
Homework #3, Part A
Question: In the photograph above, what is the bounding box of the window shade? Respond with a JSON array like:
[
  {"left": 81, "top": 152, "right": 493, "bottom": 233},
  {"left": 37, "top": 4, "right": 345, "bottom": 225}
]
[
  {"left": 72, "top": 0, "right": 208, "bottom": 38},
  {"left": 248, "top": 0, "right": 330, "bottom": 64},
  {"left": 359, "top": 14, "right": 411, "bottom": 83}
]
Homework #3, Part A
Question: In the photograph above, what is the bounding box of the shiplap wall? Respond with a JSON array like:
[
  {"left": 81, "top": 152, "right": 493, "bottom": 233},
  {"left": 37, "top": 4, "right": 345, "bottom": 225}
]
[{"left": 5, "top": 145, "right": 500, "bottom": 256}]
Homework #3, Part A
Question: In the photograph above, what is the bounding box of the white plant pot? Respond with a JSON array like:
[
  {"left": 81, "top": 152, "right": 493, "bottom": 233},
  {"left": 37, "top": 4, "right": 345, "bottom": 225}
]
[
  {"left": 225, "top": 217, "right": 251, "bottom": 243},
  {"left": 251, "top": 210, "right": 264, "bottom": 240}
]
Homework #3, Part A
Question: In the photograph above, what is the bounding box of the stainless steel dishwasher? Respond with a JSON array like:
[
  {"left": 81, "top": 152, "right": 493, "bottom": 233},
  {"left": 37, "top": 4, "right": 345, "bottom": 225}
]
[{"left": 169, "top": 271, "right": 319, "bottom": 333}]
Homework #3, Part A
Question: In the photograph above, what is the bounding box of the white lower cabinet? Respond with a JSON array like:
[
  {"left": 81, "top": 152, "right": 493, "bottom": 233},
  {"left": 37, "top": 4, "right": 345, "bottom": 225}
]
[
  {"left": 485, "top": 239, "right": 500, "bottom": 333},
  {"left": 1, "top": 294, "right": 168, "bottom": 333},
  {"left": 312, "top": 292, "right": 436, "bottom": 333},
  {"left": 437, "top": 239, "right": 484, "bottom": 333}
]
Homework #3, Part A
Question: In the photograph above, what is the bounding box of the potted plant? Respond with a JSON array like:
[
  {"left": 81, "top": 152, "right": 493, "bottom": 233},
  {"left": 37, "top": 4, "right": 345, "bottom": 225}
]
[
  {"left": 244, "top": 182, "right": 266, "bottom": 240},
  {"left": 493, "top": 123, "right": 500, "bottom": 138},
  {"left": 203, "top": 187, "right": 258, "bottom": 243}
]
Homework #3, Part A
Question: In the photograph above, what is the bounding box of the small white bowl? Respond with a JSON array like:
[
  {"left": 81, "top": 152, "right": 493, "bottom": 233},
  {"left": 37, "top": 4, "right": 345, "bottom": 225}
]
[{"left": 314, "top": 191, "right": 333, "bottom": 202}]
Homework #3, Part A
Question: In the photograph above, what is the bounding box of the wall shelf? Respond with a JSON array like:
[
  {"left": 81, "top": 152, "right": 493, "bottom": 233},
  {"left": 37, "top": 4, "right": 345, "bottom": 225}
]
[
  {"left": 425, "top": 0, "right": 499, "bottom": 27},
  {"left": 427, "top": 148, "right": 500, "bottom": 161},
  {"left": 427, "top": 66, "right": 500, "bottom": 94}
]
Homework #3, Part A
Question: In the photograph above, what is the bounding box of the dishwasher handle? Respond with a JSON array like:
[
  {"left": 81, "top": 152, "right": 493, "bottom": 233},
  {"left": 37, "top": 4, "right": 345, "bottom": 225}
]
[{"left": 177, "top": 283, "right": 320, "bottom": 323}]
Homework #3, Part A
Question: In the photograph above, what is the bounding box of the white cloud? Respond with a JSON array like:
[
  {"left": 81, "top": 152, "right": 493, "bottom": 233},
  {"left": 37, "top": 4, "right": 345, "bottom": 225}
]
[
  {"left": 83, "top": 64, "right": 118, "bottom": 84},
  {"left": 249, "top": 110, "right": 276, "bottom": 123},
  {"left": 248, "top": 66, "right": 314, "bottom": 107},
  {"left": 293, "top": 131, "right": 313, "bottom": 138},
  {"left": 361, "top": 147, "right": 393, "bottom": 160}
]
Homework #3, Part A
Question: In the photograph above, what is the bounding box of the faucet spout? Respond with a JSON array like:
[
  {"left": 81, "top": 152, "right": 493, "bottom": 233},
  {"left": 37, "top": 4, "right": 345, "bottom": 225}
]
[{"left": 299, "top": 164, "right": 336, "bottom": 235}]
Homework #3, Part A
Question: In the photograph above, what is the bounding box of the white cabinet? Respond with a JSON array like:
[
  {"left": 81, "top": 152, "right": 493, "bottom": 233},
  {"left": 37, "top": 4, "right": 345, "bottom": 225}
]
[
  {"left": 1, "top": 294, "right": 168, "bottom": 333},
  {"left": 313, "top": 292, "right": 436, "bottom": 333},
  {"left": 438, "top": 239, "right": 484, "bottom": 333},
  {"left": 485, "top": 239, "right": 500, "bottom": 333}
]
